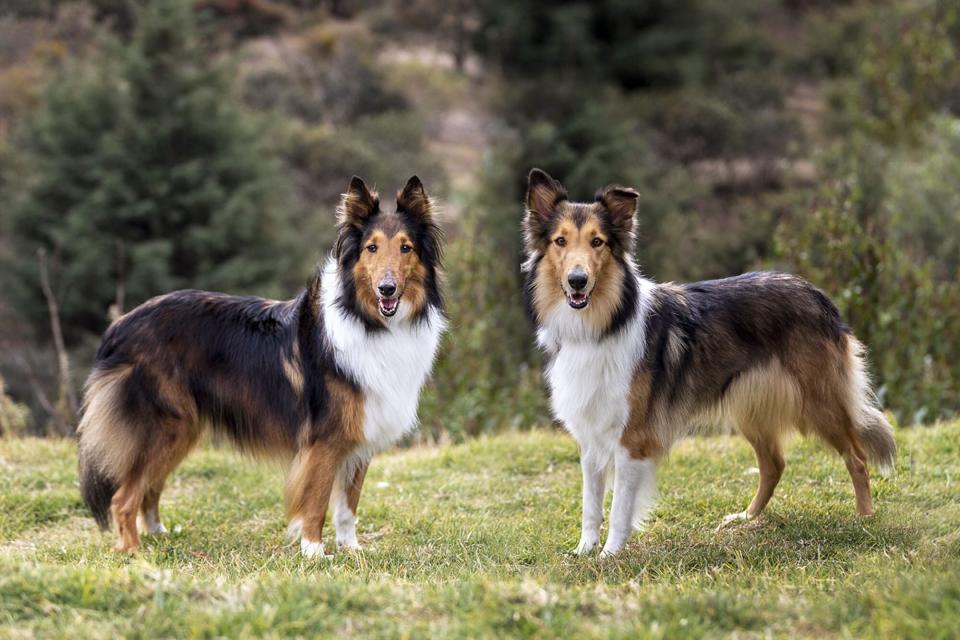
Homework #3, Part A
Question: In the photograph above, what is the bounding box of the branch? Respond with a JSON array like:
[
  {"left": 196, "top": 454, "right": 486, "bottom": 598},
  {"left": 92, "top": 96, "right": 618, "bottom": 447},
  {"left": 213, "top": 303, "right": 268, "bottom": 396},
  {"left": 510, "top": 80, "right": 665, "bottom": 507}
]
[{"left": 37, "top": 248, "right": 78, "bottom": 431}]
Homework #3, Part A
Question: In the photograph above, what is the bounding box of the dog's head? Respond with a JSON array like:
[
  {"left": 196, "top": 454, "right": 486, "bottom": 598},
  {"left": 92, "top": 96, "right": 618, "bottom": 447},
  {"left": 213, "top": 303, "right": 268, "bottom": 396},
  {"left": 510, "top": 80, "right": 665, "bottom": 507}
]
[
  {"left": 334, "top": 175, "right": 442, "bottom": 327},
  {"left": 523, "top": 168, "right": 639, "bottom": 327}
]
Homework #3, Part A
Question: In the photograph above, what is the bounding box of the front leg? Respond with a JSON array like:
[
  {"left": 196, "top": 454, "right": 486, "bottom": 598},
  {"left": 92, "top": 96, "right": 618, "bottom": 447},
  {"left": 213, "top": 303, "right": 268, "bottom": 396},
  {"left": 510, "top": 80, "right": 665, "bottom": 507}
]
[
  {"left": 574, "top": 448, "right": 606, "bottom": 555},
  {"left": 333, "top": 458, "right": 369, "bottom": 550},
  {"left": 286, "top": 443, "right": 342, "bottom": 558},
  {"left": 600, "top": 445, "right": 657, "bottom": 557}
]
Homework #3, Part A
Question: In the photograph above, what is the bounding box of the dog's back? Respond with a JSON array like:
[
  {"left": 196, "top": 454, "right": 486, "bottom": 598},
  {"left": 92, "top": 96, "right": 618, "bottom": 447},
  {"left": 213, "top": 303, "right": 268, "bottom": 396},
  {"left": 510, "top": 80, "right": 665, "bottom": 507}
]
[
  {"left": 78, "top": 288, "right": 315, "bottom": 538},
  {"left": 653, "top": 272, "right": 895, "bottom": 470}
]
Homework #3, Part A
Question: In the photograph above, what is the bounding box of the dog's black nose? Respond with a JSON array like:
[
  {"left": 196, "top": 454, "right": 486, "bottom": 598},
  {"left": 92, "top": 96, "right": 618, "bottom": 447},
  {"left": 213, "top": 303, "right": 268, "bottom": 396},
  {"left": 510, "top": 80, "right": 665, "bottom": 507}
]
[
  {"left": 567, "top": 269, "right": 588, "bottom": 291},
  {"left": 378, "top": 282, "right": 397, "bottom": 297}
]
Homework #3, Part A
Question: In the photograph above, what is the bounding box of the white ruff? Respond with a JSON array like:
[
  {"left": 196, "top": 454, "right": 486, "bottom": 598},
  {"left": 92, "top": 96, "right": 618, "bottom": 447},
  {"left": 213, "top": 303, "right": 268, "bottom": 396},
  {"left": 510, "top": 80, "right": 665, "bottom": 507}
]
[
  {"left": 538, "top": 273, "right": 655, "bottom": 471},
  {"left": 321, "top": 258, "right": 446, "bottom": 456}
]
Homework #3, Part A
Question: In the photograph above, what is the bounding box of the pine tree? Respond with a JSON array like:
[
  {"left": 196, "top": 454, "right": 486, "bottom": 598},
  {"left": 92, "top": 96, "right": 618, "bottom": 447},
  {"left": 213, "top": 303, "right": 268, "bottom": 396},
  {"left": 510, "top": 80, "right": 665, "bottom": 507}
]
[{"left": 3, "top": 0, "right": 301, "bottom": 342}]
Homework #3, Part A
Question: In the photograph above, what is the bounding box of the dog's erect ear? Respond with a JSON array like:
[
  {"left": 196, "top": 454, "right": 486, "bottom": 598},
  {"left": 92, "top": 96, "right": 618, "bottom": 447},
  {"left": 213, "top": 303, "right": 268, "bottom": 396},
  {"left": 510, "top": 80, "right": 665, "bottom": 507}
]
[
  {"left": 597, "top": 185, "right": 639, "bottom": 232},
  {"left": 338, "top": 176, "right": 379, "bottom": 228},
  {"left": 526, "top": 168, "right": 567, "bottom": 221},
  {"left": 397, "top": 175, "right": 433, "bottom": 222}
]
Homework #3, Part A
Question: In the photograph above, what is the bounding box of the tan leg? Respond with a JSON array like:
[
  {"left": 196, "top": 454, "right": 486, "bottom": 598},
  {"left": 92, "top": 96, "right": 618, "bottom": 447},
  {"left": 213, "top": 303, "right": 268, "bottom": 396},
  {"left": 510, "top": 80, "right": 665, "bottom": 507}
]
[
  {"left": 134, "top": 420, "right": 199, "bottom": 539},
  {"left": 286, "top": 443, "right": 342, "bottom": 558},
  {"left": 747, "top": 439, "right": 785, "bottom": 517},
  {"left": 844, "top": 448, "right": 874, "bottom": 516},
  {"left": 718, "top": 434, "right": 784, "bottom": 530},
  {"left": 820, "top": 414, "right": 875, "bottom": 517},
  {"left": 111, "top": 473, "right": 146, "bottom": 552}
]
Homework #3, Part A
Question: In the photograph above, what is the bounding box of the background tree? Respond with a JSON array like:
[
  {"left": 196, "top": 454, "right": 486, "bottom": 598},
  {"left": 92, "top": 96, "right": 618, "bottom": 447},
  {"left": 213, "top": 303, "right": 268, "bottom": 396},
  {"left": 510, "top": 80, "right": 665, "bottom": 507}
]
[{"left": 2, "top": 0, "right": 301, "bottom": 344}]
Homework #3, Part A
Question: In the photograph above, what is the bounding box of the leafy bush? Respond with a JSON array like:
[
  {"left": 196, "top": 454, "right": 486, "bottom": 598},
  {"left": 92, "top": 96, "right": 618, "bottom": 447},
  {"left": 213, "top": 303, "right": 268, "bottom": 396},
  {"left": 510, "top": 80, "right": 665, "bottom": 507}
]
[
  {"left": 420, "top": 156, "right": 551, "bottom": 441},
  {"left": 774, "top": 139, "right": 960, "bottom": 424},
  {"left": 0, "top": 376, "right": 30, "bottom": 437},
  {"left": 885, "top": 115, "right": 960, "bottom": 277}
]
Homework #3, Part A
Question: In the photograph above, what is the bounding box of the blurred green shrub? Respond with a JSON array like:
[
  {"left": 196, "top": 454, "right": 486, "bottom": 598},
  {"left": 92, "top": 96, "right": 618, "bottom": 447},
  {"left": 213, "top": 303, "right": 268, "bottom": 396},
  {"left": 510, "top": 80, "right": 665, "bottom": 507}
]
[
  {"left": 774, "top": 135, "right": 960, "bottom": 425},
  {"left": 0, "top": 376, "right": 30, "bottom": 437},
  {"left": 885, "top": 115, "right": 960, "bottom": 277},
  {"left": 419, "top": 155, "right": 551, "bottom": 441},
  {"left": 823, "top": 1, "right": 960, "bottom": 146}
]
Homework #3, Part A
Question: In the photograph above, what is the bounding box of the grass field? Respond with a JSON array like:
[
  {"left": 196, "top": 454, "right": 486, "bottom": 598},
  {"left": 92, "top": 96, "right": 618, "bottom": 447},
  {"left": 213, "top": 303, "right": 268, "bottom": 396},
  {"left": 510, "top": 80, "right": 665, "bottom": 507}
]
[{"left": 1, "top": 423, "right": 958, "bottom": 639}]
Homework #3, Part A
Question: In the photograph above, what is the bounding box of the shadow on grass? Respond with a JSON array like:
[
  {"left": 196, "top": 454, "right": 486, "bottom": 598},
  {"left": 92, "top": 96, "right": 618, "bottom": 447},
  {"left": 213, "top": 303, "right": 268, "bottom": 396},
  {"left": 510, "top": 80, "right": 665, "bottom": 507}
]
[{"left": 564, "top": 508, "right": 920, "bottom": 583}]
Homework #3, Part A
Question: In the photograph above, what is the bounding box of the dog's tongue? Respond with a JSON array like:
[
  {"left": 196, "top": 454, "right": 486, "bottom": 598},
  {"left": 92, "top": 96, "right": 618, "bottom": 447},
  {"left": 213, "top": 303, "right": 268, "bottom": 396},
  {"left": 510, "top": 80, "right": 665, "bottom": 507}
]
[{"left": 381, "top": 298, "right": 398, "bottom": 312}]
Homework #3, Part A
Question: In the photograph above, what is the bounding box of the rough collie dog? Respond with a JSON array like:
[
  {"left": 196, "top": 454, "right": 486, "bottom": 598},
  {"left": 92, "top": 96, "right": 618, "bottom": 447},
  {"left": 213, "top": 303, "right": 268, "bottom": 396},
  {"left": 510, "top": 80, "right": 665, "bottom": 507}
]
[
  {"left": 78, "top": 176, "right": 445, "bottom": 556},
  {"left": 522, "top": 168, "right": 896, "bottom": 557}
]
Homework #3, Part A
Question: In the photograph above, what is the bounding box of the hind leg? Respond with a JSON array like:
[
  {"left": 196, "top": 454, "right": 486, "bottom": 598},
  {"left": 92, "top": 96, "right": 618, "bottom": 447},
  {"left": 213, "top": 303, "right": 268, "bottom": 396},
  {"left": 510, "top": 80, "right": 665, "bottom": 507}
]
[
  {"left": 121, "top": 420, "right": 198, "bottom": 548},
  {"left": 718, "top": 433, "right": 785, "bottom": 530},
  {"left": 139, "top": 420, "right": 199, "bottom": 538},
  {"left": 806, "top": 398, "right": 875, "bottom": 516},
  {"left": 843, "top": 441, "right": 874, "bottom": 516},
  {"left": 111, "top": 472, "right": 147, "bottom": 552},
  {"left": 138, "top": 483, "right": 167, "bottom": 535}
]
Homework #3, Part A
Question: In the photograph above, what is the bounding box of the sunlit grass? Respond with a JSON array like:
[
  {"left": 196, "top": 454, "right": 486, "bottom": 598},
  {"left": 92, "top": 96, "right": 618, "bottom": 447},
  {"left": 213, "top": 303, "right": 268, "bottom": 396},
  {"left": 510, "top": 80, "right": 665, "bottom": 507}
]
[{"left": 1, "top": 423, "right": 958, "bottom": 638}]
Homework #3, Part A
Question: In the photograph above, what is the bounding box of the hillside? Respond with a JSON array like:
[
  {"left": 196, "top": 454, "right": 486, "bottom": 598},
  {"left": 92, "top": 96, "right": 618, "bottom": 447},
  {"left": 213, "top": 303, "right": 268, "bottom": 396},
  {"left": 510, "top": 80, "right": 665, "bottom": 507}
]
[{"left": 2, "top": 423, "right": 958, "bottom": 638}]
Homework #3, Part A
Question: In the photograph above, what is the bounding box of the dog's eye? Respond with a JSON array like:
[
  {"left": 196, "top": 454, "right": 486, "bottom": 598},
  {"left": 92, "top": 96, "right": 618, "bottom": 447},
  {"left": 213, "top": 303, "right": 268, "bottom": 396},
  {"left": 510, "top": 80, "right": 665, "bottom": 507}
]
[
  {"left": 400, "top": 244, "right": 413, "bottom": 254},
  {"left": 591, "top": 237, "right": 604, "bottom": 248},
  {"left": 366, "top": 244, "right": 377, "bottom": 253},
  {"left": 554, "top": 237, "right": 566, "bottom": 247}
]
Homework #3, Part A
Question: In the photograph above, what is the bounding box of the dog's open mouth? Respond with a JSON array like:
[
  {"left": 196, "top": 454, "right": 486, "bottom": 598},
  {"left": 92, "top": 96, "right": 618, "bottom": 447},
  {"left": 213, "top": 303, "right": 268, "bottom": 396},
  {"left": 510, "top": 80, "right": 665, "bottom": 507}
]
[
  {"left": 567, "top": 292, "right": 590, "bottom": 309},
  {"left": 378, "top": 296, "right": 400, "bottom": 317}
]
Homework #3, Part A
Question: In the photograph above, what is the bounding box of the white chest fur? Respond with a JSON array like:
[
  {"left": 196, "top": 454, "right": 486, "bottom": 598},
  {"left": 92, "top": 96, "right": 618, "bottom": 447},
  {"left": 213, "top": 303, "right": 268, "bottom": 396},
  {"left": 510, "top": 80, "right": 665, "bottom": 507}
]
[
  {"left": 538, "top": 276, "right": 653, "bottom": 469},
  {"left": 321, "top": 260, "right": 445, "bottom": 454}
]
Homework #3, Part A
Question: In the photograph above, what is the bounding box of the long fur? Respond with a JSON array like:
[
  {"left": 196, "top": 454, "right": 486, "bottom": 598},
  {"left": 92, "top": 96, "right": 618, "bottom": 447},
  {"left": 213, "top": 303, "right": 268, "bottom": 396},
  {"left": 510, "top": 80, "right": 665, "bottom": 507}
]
[
  {"left": 522, "top": 168, "right": 895, "bottom": 555},
  {"left": 77, "top": 175, "right": 445, "bottom": 552}
]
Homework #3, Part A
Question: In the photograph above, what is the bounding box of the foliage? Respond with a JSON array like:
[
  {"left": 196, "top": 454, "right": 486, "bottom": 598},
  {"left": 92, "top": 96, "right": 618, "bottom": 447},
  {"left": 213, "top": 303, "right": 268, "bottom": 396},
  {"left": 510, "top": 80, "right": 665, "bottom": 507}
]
[
  {"left": 243, "top": 22, "right": 409, "bottom": 125},
  {"left": 1, "top": 0, "right": 959, "bottom": 432},
  {"left": 774, "top": 137, "right": 960, "bottom": 424},
  {"left": 1, "top": 0, "right": 301, "bottom": 343},
  {"left": 821, "top": 1, "right": 960, "bottom": 146},
  {"left": 1, "top": 424, "right": 959, "bottom": 636},
  {"left": 0, "top": 376, "right": 29, "bottom": 437},
  {"left": 885, "top": 115, "right": 960, "bottom": 277},
  {"left": 771, "top": 1, "right": 960, "bottom": 424},
  {"left": 421, "top": 155, "right": 551, "bottom": 441}
]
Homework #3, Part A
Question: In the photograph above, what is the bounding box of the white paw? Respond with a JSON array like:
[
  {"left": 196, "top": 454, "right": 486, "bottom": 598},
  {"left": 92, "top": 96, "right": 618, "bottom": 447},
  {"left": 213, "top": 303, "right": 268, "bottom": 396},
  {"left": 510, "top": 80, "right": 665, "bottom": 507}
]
[
  {"left": 337, "top": 538, "right": 362, "bottom": 551},
  {"left": 573, "top": 533, "right": 599, "bottom": 555},
  {"left": 715, "top": 510, "right": 752, "bottom": 532},
  {"left": 300, "top": 538, "right": 330, "bottom": 559},
  {"left": 137, "top": 515, "right": 167, "bottom": 535},
  {"left": 598, "top": 543, "right": 622, "bottom": 559}
]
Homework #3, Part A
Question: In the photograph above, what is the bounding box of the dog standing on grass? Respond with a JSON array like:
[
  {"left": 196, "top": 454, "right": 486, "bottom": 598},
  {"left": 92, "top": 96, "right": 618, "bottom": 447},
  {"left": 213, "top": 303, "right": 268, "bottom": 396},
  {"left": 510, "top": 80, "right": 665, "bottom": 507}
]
[
  {"left": 78, "top": 176, "right": 445, "bottom": 556},
  {"left": 521, "top": 168, "right": 896, "bottom": 557}
]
